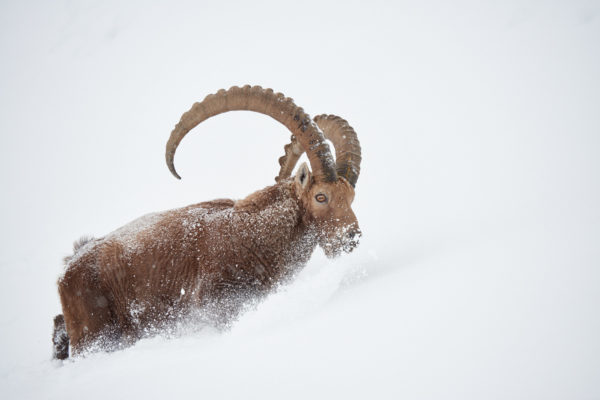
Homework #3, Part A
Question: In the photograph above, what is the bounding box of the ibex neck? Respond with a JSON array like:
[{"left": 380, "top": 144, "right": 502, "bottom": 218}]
[{"left": 232, "top": 180, "right": 318, "bottom": 279}]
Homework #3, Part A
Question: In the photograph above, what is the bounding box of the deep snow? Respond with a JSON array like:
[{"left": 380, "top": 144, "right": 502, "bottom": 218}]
[{"left": 1, "top": 0, "right": 599, "bottom": 399}]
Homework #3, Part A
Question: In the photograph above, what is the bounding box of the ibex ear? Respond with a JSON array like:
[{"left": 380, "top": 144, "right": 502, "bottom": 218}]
[{"left": 295, "top": 162, "right": 312, "bottom": 190}]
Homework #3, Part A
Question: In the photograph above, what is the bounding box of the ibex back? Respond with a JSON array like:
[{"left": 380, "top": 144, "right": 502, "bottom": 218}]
[{"left": 53, "top": 85, "right": 362, "bottom": 359}]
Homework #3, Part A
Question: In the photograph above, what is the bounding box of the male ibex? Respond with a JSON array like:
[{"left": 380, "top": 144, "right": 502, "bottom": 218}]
[{"left": 53, "top": 85, "right": 362, "bottom": 359}]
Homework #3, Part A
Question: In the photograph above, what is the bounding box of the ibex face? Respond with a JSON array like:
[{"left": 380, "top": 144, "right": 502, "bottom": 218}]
[{"left": 294, "top": 163, "right": 361, "bottom": 258}]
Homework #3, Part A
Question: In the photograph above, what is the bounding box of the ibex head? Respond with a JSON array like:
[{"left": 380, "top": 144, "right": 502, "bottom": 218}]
[
  {"left": 278, "top": 113, "right": 362, "bottom": 257},
  {"left": 293, "top": 162, "right": 360, "bottom": 257},
  {"left": 165, "top": 85, "right": 362, "bottom": 258}
]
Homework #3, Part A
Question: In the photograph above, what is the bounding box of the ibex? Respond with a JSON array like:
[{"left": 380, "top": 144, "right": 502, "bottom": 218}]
[{"left": 53, "top": 85, "right": 362, "bottom": 359}]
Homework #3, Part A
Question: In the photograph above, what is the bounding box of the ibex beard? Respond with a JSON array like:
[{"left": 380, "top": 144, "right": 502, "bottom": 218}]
[{"left": 53, "top": 85, "right": 362, "bottom": 360}]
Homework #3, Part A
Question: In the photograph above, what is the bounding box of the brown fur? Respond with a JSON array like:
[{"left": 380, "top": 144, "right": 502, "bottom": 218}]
[{"left": 55, "top": 170, "right": 359, "bottom": 358}]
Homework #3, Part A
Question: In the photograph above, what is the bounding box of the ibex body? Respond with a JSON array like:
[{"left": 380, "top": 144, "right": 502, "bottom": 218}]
[{"left": 53, "top": 86, "right": 362, "bottom": 359}]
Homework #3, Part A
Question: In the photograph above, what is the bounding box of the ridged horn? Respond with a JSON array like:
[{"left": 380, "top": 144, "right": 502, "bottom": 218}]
[
  {"left": 166, "top": 85, "right": 337, "bottom": 183},
  {"left": 275, "top": 134, "right": 303, "bottom": 183},
  {"left": 276, "top": 114, "right": 361, "bottom": 187},
  {"left": 314, "top": 114, "right": 361, "bottom": 187}
]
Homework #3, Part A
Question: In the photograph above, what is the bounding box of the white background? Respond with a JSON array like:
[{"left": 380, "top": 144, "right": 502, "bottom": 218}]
[{"left": 1, "top": 0, "right": 599, "bottom": 398}]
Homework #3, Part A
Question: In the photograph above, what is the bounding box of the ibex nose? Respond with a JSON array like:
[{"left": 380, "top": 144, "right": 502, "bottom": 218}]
[
  {"left": 347, "top": 229, "right": 362, "bottom": 240},
  {"left": 343, "top": 229, "right": 362, "bottom": 253}
]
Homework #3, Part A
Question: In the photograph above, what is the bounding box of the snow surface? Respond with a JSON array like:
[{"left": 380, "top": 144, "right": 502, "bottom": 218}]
[{"left": 1, "top": 0, "right": 599, "bottom": 399}]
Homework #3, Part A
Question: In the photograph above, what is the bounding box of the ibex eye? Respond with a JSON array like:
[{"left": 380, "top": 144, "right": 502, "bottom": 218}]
[{"left": 315, "top": 194, "right": 328, "bottom": 203}]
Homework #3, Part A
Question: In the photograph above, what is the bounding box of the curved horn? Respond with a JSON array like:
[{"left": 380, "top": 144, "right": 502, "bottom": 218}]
[
  {"left": 166, "top": 85, "right": 337, "bottom": 183},
  {"left": 275, "top": 134, "right": 303, "bottom": 183},
  {"left": 276, "top": 114, "right": 361, "bottom": 187},
  {"left": 314, "top": 114, "right": 361, "bottom": 187}
]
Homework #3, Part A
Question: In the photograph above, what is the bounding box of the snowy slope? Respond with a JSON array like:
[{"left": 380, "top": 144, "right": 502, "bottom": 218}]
[{"left": 1, "top": 1, "right": 599, "bottom": 399}]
